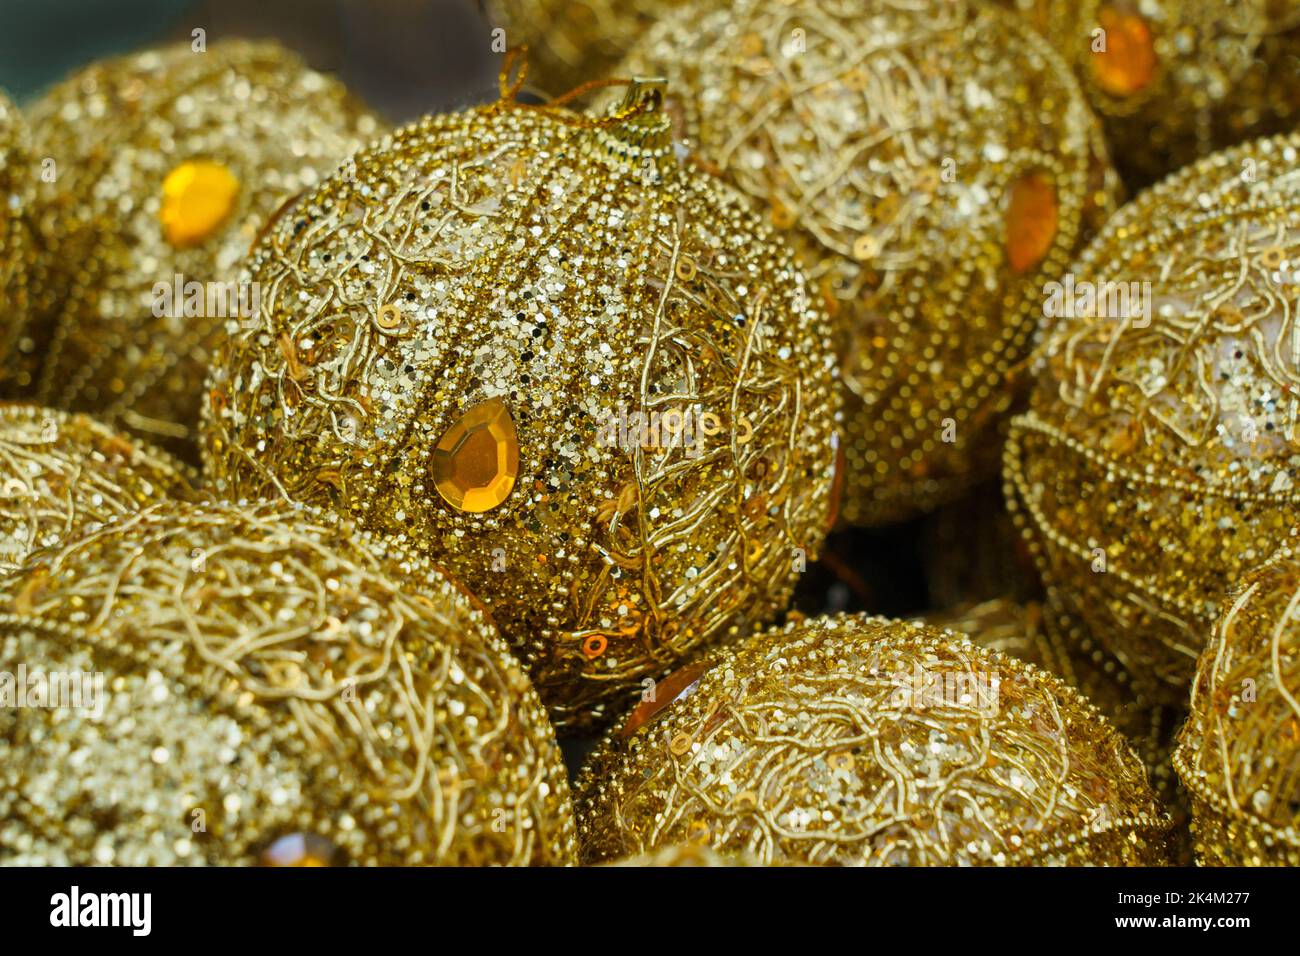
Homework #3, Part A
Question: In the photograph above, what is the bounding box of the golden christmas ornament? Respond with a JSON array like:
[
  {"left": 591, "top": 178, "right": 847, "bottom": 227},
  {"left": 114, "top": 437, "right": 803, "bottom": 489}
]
[
  {"left": 0, "top": 500, "right": 576, "bottom": 866},
  {"left": 202, "top": 62, "right": 840, "bottom": 730},
  {"left": 1003, "top": 0, "right": 1300, "bottom": 184},
  {"left": 8, "top": 40, "right": 381, "bottom": 458},
  {"left": 576, "top": 613, "right": 1169, "bottom": 865},
  {"left": 1175, "top": 541, "right": 1300, "bottom": 865},
  {"left": 481, "top": 0, "right": 681, "bottom": 96},
  {"left": 0, "top": 91, "right": 39, "bottom": 382},
  {"left": 614, "top": 0, "right": 1120, "bottom": 525},
  {"left": 1005, "top": 132, "right": 1300, "bottom": 704},
  {"left": 0, "top": 404, "right": 196, "bottom": 572}
]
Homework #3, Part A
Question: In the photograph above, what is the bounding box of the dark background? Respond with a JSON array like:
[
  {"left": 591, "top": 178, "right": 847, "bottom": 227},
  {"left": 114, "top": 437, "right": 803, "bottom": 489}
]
[{"left": 0, "top": 0, "right": 498, "bottom": 119}]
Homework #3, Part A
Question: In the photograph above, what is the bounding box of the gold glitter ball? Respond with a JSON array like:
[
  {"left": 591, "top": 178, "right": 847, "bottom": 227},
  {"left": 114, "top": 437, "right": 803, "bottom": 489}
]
[
  {"left": 0, "top": 404, "right": 196, "bottom": 573},
  {"left": 576, "top": 613, "right": 1169, "bottom": 865},
  {"left": 0, "top": 91, "right": 40, "bottom": 385},
  {"left": 1174, "top": 540, "right": 1300, "bottom": 865},
  {"left": 614, "top": 0, "right": 1120, "bottom": 526},
  {"left": 0, "top": 500, "right": 576, "bottom": 866},
  {"left": 6, "top": 40, "right": 382, "bottom": 459},
  {"left": 1005, "top": 132, "right": 1300, "bottom": 705},
  {"left": 202, "top": 81, "right": 840, "bottom": 731},
  {"left": 1003, "top": 0, "right": 1300, "bottom": 185}
]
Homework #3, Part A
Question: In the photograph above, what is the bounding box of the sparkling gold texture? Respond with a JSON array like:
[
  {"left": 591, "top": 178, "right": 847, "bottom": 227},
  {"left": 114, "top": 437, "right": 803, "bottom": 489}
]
[
  {"left": 616, "top": 0, "right": 1120, "bottom": 525},
  {"left": 577, "top": 614, "right": 1169, "bottom": 865},
  {"left": 202, "top": 90, "right": 839, "bottom": 730},
  {"left": 0, "top": 404, "right": 196, "bottom": 572},
  {"left": 1004, "top": 0, "right": 1300, "bottom": 183},
  {"left": 927, "top": 597, "right": 1190, "bottom": 861},
  {"left": 0, "top": 501, "right": 576, "bottom": 866},
  {"left": 8, "top": 41, "right": 381, "bottom": 459},
  {"left": 1005, "top": 133, "right": 1300, "bottom": 704},
  {"left": 1175, "top": 541, "right": 1300, "bottom": 865}
]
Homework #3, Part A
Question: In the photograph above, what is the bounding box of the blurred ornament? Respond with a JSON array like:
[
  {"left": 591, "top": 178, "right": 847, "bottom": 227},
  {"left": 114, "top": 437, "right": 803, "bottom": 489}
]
[
  {"left": 0, "top": 500, "right": 576, "bottom": 865},
  {"left": 1002, "top": 0, "right": 1300, "bottom": 185},
  {"left": 0, "top": 91, "right": 40, "bottom": 384},
  {"left": 615, "top": 0, "right": 1120, "bottom": 526},
  {"left": 1005, "top": 132, "right": 1300, "bottom": 704},
  {"left": 8, "top": 40, "right": 381, "bottom": 459},
  {"left": 577, "top": 613, "right": 1169, "bottom": 865},
  {"left": 480, "top": 0, "right": 679, "bottom": 96},
  {"left": 202, "top": 63, "right": 840, "bottom": 731},
  {"left": 1175, "top": 540, "right": 1300, "bottom": 865},
  {"left": 0, "top": 404, "right": 196, "bottom": 572}
]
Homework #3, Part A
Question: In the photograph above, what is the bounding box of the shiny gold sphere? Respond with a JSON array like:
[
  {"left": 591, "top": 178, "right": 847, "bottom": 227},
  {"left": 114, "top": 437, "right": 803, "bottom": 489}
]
[
  {"left": 1005, "top": 132, "right": 1300, "bottom": 704},
  {"left": 0, "top": 91, "right": 39, "bottom": 382},
  {"left": 0, "top": 404, "right": 196, "bottom": 572},
  {"left": 614, "top": 0, "right": 1119, "bottom": 525},
  {"left": 482, "top": 0, "right": 679, "bottom": 95},
  {"left": 576, "top": 613, "right": 1169, "bottom": 865},
  {"left": 202, "top": 88, "right": 839, "bottom": 731},
  {"left": 1175, "top": 540, "right": 1300, "bottom": 865},
  {"left": 8, "top": 40, "right": 381, "bottom": 459},
  {"left": 0, "top": 500, "right": 576, "bottom": 865},
  {"left": 1003, "top": 0, "right": 1300, "bottom": 184}
]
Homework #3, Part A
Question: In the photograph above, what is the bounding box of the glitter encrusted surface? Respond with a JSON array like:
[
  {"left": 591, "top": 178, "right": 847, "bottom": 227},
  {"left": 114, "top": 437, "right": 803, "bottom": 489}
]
[
  {"left": 202, "top": 93, "right": 840, "bottom": 730},
  {"left": 0, "top": 404, "right": 196, "bottom": 572},
  {"left": 1005, "top": 132, "right": 1300, "bottom": 703},
  {"left": 576, "top": 613, "right": 1169, "bottom": 866},
  {"left": 615, "top": 0, "right": 1119, "bottom": 526},
  {"left": 0, "top": 92, "right": 39, "bottom": 384},
  {"left": 1003, "top": 0, "right": 1300, "bottom": 184},
  {"left": 927, "top": 597, "right": 1191, "bottom": 862},
  {"left": 0, "top": 501, "right": 576, "bottom": 866},
  {"left": 1175, "top": 540, "right": 1300, "bottom": 865},
  {"left": 8, "top": 40, "right": 382, "bottom": 459}
]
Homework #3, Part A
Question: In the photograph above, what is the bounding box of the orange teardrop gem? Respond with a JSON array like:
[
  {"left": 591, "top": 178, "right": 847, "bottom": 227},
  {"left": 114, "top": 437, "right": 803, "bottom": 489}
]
[
  {"left": 620, "top": 660, "right": 712, "bottom": 738},
  {"left": 1004, "top": 172, "right": 1058, "bottom": 275},
  {"left": 431, "top": 397, "right": 519, "bottom": 512},
  {"left": 160, "top": 159, "right": 240, "bottom": 247},
  {"left": 1090, "top": 5, "right": 1157, "bottom": 97}
]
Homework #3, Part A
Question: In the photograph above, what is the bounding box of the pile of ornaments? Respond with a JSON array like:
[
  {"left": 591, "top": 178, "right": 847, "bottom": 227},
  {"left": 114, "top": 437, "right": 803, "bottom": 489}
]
[{"left": 0, "top": 0, "right": 1295, "bottom": 866}]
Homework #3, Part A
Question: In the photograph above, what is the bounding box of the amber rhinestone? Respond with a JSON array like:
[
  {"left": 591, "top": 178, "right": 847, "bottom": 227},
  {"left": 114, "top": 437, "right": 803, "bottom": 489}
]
[
  {"left": 431, "top": 397, "right": 520, "bottom": 513},
  {"left": 1090, "top": 5, "right": 1157, "bottom": 98},
  {"left": 1005, "top": 172, "right": 1059, "bottom": 275},
  {"left": 160, "top": 159, "right": 241, "bottom": 248}
]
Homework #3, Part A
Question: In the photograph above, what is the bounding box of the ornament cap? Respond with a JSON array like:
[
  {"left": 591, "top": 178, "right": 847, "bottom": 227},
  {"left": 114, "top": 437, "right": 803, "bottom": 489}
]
[{"left": 603, "top": 75, "right": 674, "bottom": 163}]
